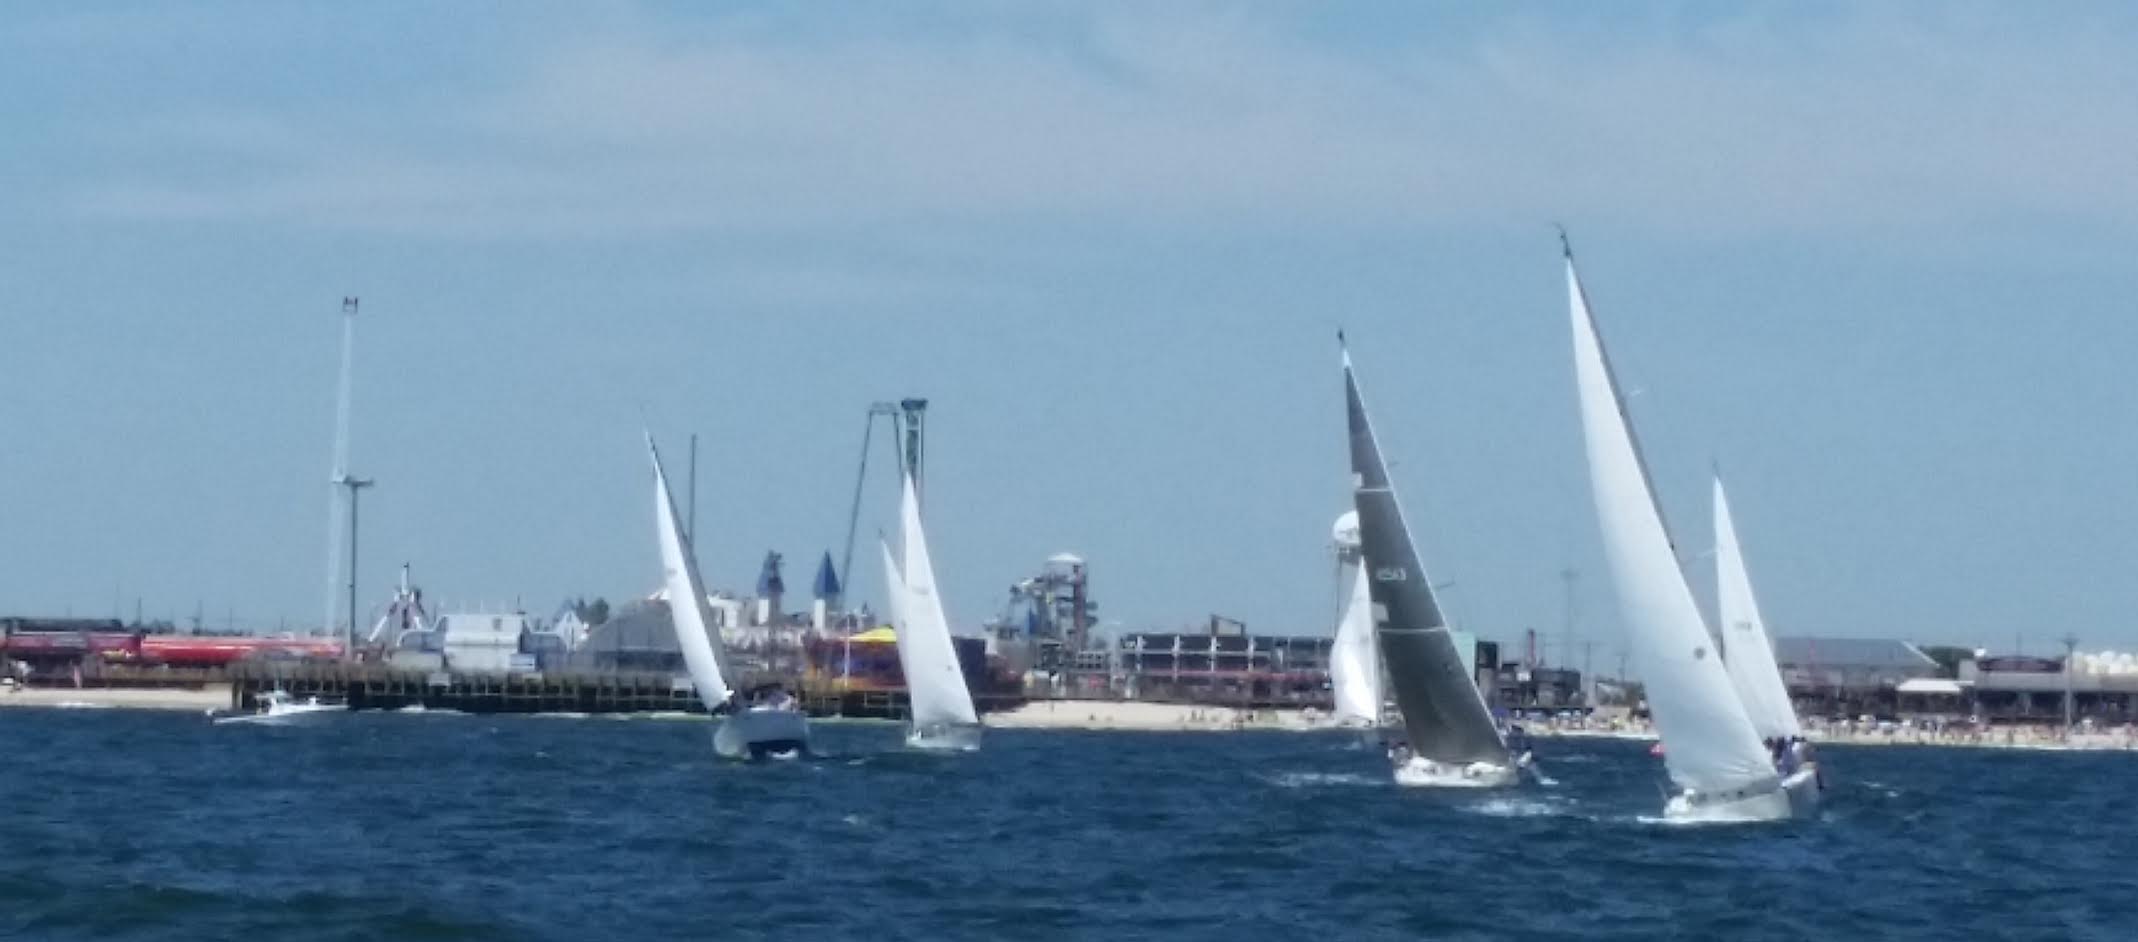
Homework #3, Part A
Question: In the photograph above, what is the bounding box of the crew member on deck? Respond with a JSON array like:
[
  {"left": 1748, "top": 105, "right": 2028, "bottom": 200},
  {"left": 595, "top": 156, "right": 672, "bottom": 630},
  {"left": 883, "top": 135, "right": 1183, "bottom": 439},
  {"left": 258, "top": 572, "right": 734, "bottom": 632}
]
[{"left": 1507, "top": 724, "right": 1535, "bottom": 767}]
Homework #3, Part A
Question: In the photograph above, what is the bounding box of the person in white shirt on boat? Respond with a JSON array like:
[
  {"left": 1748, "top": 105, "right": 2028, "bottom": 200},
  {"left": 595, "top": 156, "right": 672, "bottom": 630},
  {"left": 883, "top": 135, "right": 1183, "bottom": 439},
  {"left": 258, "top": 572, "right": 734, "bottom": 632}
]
[
  {"left": 1505, "top": 725, "right": 1535, "bottom": 770},
  {"left": 1790, "top": 737, "right": 1822, "bottom": 789},
  {"left": 1387, "top": 739, "right": 1413, "bottom": 767}
]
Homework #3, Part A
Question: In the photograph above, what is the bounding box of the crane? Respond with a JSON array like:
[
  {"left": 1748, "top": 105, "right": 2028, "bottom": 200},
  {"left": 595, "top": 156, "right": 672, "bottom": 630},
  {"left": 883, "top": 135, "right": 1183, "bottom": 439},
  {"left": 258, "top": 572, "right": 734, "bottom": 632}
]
[{"left": 837, "top": 402, "right": 905, "bottom": 609}]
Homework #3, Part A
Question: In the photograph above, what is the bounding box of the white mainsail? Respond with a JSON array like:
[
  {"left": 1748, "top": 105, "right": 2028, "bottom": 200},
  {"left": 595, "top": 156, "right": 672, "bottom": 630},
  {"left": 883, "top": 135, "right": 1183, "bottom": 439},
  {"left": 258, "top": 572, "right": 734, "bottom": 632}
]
[
  {"left": 649, "top": 435, "right": 733, "bottom": 712},
  {"left": 1714, "top": 475, "right": 1803, "bottom": 741},
  {"left": 894, "top": 474, "right": 980, "bottom": 731},
  {"left": 1329, "top": 564, "right": 1381, "bottom": 726},
  {"left": 1565, "top": 252, "right": 1774, "bottom": 796}
]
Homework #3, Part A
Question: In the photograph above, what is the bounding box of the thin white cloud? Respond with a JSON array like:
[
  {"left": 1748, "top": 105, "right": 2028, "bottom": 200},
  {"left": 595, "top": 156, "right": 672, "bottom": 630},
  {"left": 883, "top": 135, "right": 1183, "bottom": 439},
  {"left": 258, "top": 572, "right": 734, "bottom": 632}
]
[{"left": 67, "top": 5, "right": 2138, "bottom": 239}]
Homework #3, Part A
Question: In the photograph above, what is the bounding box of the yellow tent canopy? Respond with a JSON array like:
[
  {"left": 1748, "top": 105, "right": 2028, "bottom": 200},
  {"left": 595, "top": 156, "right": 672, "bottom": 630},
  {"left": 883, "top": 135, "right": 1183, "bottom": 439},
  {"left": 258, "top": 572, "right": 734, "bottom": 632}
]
[{"left": 848, "top": 626, "right": 898, "bottom": 644}]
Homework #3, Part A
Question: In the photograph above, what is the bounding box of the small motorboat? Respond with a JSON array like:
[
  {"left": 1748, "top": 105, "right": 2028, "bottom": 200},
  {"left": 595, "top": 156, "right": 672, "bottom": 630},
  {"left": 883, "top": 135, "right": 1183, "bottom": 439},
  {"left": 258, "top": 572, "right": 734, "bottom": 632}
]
[{"left": 210, "top": 688, "right": 345, "bottom": 725}]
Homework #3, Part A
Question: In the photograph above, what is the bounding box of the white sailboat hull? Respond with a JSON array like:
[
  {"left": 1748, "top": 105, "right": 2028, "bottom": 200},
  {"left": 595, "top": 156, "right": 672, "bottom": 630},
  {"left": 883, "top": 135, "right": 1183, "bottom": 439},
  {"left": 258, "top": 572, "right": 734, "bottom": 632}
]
[
  {"left": 1782, "top": 763, "right": 1822, "bottom": 815},
  {"left": 1392, "top": 756, "right": 1519, "bottom": 789},
  {"left": 713, "top": 707, "right": 811, "bottom": 760},
  {"left": 1662, "top": 764, "right": 1820, "bottom": 822},
  {"left": 906, "top": 722, "right": 982, "bottom": 752}
]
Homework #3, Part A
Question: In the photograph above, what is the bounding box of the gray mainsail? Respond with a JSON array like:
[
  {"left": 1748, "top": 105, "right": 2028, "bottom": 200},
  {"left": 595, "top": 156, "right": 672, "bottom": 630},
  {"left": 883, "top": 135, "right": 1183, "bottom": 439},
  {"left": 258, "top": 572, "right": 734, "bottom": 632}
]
[{"left": 1342, "top": 338, "right": 1509, "bottom": 766}]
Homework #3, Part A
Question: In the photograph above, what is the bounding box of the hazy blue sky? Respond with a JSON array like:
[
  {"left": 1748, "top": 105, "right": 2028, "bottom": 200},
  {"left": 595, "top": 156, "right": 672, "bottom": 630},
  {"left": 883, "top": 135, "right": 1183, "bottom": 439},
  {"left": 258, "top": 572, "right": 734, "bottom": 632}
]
[{"left": 4, "top": 2, "right": 2136, "bottom": 659}]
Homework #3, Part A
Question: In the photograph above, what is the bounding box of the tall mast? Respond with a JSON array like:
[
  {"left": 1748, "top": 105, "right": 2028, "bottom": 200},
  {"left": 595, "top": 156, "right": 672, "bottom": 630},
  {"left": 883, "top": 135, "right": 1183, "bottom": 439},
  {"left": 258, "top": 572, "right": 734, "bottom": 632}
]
[{"left": 900, "top": 398, "right": 927, "bottom": 507}]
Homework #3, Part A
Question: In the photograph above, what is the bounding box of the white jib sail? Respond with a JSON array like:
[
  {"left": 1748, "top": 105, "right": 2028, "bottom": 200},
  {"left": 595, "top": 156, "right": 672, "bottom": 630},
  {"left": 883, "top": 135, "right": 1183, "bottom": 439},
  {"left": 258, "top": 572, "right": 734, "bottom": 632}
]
[
  {"left": 1566, "top": 258, "right": 1774, "bottom": 795},
  {"left": 1714, "top": 476, "right": 1803, "bottom": 741},
  {"left": 1329, "top": 564, "right": 1381, "bottom": 726},
  {"left": 895, "top": 474, "right": 979, "bottom": 729},
  {"left": 649, "top": 435, "right": 733, "bottom": 712},
  {"left": 879, "top": 539, "right": 910, "bottom": 638}
]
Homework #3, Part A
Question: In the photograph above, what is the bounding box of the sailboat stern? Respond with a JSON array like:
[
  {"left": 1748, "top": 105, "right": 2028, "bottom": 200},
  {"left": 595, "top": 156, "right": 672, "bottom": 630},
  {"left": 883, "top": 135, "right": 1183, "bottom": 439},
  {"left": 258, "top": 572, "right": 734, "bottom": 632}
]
[
  {"left": 714, "top": 707, "right": 813, "bottom": 760},
  {"left": 1781, "top": 763, "right": 1822, "bottom": 816}
]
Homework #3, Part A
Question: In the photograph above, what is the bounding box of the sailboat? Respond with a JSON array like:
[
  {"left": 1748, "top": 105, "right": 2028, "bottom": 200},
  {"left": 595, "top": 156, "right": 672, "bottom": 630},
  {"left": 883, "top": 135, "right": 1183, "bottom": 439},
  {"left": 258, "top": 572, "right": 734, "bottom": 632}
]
[
  {"left": 1327, "top": 510, "right": 1383, "bottom": 730},
  {"left": 1714, "top": 475, "right": 1822, "bottom": 802},
  {"left": 1342, "top": 337, "right": 1520, "bottom": 787},
  {"left": 648, "top": 434, "right": 810, "bottom": 760},
  {"left": 1562, "top": 238, "right": 1811, "bottom": 821},
  {"left": 884, "top": 472, "right": 983, "bottom": 751}
]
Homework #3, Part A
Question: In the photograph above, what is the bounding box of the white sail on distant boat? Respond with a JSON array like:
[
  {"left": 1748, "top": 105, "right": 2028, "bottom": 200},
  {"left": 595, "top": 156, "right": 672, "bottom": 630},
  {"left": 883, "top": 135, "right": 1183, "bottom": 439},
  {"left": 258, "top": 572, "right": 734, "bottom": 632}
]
[
  {"left": 648, "top": 434, "right": 809, "bottom": 760},
  {"left": 1713, "top": 476, "right": 1803, "bottom": 741},
  {"left": 1562, "top": 238, "right": 1813, "bottom": 821},
  {"left": 879, "top": 540, "right": 910, "bottom": 645},
  {"left": 1329, "top": 564, "right": 1382, "bottom": 729},
  {"left": 1714, "top": 475, "right": 1821, "bottom": 803},
  {"left": 889, "top": 472, "right": 982, "bottom": 751},
  {"left": 1327, "top": 511, "right": 1382, "bottom": 729}
]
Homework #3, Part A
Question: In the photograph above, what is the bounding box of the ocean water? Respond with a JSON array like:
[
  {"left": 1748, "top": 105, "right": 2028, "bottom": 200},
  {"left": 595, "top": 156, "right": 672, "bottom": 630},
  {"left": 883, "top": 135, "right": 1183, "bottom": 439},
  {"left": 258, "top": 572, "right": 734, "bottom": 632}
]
[{"left": 3, "top": 710, "right": 2135, "bottom": 941}]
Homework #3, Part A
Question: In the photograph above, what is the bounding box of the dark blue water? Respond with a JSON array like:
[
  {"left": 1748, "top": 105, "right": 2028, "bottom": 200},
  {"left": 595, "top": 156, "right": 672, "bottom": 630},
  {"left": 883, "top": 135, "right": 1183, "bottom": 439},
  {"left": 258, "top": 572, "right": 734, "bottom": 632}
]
[{"left": 3, "top": 709, "right": 2134, "bottom": 941}]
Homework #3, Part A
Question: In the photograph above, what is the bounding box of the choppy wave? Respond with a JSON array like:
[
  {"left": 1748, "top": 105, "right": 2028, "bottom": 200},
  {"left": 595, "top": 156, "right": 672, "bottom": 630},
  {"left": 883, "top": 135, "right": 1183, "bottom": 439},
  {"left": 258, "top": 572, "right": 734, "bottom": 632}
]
[
  {"left": 4, "top": 711, "right": 2136, "bottom": 940},
  {"left": 1260, "top": 770, "right": 1383, "bottom": 789},
  {"left": 1463, "top": 796, "right": 1576, "bottom": 818}
]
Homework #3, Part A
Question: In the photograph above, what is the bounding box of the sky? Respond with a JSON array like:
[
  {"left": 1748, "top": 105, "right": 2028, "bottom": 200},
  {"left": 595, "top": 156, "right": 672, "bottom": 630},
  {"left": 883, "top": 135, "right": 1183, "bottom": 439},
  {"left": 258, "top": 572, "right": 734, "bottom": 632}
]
[{"left": 3, "top": 2, "right": 2137, "bottom": 659}]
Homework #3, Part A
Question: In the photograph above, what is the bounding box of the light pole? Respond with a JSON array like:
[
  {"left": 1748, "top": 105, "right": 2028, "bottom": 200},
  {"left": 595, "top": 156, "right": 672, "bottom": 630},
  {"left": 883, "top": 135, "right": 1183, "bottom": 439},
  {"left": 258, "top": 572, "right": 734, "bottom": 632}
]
[
  {"left": 2061, "top": 633, "right": 2078, "bottom": 733},
  {"left": 337, "top": 474, "right": 374, "bottom": 660}
]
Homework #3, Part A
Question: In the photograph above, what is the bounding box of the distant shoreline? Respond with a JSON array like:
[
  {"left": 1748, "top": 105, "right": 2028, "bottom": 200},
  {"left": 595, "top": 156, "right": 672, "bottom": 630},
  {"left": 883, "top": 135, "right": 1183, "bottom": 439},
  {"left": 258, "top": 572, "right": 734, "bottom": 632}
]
[
  {"left": 983, "top": 699, "right": 1323, "bottom": 732},
  {"left": 1540, "top": 723, "right": 2138, "bottom": 753},
  {"left": 1, "top": 684, "right": 228, "bottom": 712},
  {"left": 0, "top": 687, "right": 1316, "bottom": 731},
  {"left": 11, "top": 687, "right": 2137, "bottom": 753}
]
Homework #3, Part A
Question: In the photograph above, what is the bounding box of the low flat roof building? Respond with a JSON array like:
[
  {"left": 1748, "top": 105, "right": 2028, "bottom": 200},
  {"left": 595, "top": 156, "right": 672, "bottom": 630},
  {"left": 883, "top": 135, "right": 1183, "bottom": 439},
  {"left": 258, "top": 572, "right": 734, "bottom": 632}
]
[{"left": 1774, "top": 636, "right": 1939, "bottom": 692}]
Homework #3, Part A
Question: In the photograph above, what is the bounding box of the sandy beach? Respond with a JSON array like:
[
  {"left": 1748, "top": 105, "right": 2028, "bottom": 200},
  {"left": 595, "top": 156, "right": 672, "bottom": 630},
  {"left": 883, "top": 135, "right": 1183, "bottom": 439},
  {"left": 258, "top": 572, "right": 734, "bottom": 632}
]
[
  {"left": 0, "top": 684, "right": 229, "bottom": 712},
  {"left": 984, "top": 699, "right": 1326, "bottom": 732},
  {"left": 8, "top": 687, "right": 2136, "bottom": 753},
  {"left": 1536, "top": 719, "right": 2138, "bottom": 752}
]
